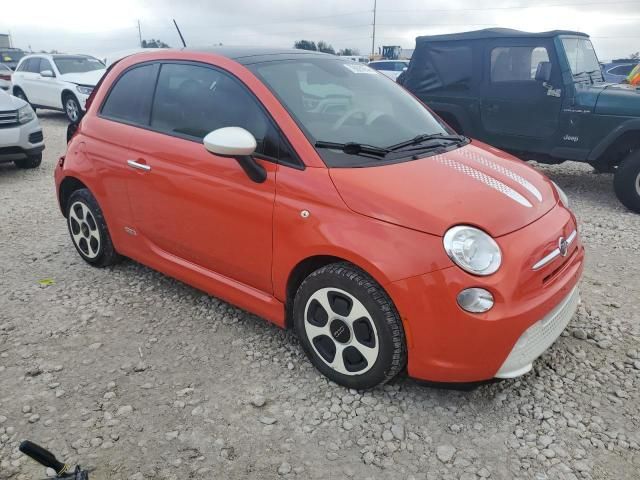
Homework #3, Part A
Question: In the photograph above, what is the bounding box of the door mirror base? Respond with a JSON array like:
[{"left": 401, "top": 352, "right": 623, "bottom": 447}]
[{"left": 236, "top": 155, "right": 267, "bottom": 183}]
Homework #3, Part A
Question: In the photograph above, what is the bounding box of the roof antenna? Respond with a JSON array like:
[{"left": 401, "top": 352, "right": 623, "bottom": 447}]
[{"left": 173, "top": 19, "right": 187, "bottom": 48}]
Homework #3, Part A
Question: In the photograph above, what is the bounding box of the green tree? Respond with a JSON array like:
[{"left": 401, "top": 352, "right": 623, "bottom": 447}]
[
  {"left": 294, "top": 40, "right": 317, "bottom": 51},
  {"left": 317, "top": 41, "right": 335, "bottom": 55},
  {"left": 338, "top": 48, "right": 360, "bottom": 56},
  {"left": 142, "top": 39, "right": 170, "bottom": 48}
]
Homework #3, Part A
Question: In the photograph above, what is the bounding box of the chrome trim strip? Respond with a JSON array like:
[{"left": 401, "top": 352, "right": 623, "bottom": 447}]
[{"left": 532, "top": 229, "right": 577, "bottom": 271}]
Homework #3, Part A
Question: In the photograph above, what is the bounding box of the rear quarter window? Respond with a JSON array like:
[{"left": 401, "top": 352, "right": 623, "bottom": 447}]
[{"left": 100, "top": 63, "right": 159, "bottom": 125}]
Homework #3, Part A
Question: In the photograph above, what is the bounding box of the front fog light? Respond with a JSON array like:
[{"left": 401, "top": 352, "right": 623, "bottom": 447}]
[{"left": 457, "top": 288, "right": 494, "bottom": 313}]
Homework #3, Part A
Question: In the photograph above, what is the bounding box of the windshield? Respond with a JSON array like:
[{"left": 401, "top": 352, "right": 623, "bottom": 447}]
[
  {"left": 561, "top": 38, "right": 603, "bottom": 82},
  {"left": 248, "top": 58, "right": 450, "bottom": 167},
  {"left": 53, "top": 56, "right": 104, "bottom": 75}
]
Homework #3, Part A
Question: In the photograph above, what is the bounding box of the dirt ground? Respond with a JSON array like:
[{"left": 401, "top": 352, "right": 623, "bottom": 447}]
[{"left": 1, "top": 113, "right": 639, "bottom": 480}]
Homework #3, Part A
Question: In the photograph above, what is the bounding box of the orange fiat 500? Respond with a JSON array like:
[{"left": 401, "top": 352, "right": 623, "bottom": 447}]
[{"left": 55, "top": 48, "right": 584, "bottom": 389}]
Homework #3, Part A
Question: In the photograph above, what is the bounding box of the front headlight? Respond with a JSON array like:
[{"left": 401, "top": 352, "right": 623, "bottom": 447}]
[
  {"left": 76, "top": 85, "right": 93, "bottom": 96},
  {"left": 552, "top": 181, "right": 570, "bottom": 209},
  {"left": 443, "top": 226, "right": 502, "bottom": 276},
  {"left": 17, "top": 104, "right": 35, "bottom": 124}
]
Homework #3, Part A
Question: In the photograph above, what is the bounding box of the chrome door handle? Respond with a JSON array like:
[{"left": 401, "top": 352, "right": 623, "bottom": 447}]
[{"left": 127, "top": 160, "right": 151, "bottom": 171}]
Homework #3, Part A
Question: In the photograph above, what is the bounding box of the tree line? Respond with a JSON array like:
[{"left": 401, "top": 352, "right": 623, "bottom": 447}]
[{"left": 294, "top": 40, "right": 359, "bottom": 56}]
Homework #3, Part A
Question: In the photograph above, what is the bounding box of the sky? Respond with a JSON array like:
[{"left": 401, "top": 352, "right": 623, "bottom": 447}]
[{"left": 1, "top": 0, "right": 639, "bottom": 61}]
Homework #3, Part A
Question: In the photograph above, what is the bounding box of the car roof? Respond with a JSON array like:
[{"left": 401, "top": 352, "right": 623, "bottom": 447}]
[
  {"left": 416, "top": 28, "right": 588, "bottom": 43},
  {"left": 183, "top": 46, "right": 332, "bottom": 65}
]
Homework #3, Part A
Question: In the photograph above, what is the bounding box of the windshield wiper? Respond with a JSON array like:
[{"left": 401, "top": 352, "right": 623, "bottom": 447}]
[
  {"left": 386, "top": 133, "right": 467, "bottom": 152},
  {"left": 314, "top": 141, "right": 389, "bottom": 158}
]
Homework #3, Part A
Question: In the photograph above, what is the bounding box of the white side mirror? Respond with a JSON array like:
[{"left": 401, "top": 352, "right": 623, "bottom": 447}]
[
  {"left": 203, "top": 127, "right": 256, "bottom": 157},
  {"left": 40, "top": 70, "right": 55, "bottom": 78}
]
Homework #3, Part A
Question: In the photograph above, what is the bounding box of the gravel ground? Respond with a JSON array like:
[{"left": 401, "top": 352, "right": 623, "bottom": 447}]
[{"left": 1, "top": 113, "right": 639, "bottom": 480}]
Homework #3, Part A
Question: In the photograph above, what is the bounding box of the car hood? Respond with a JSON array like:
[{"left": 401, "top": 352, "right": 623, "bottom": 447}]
[
  {"left": 329, "top": 142, "right": 558, "bottom": 237},
  {"left": 0, "top": 88, "right": 27, "bottom": 110},
  {"left": 594, "top": 83, "right": 640, "bottom": 117},
  {"left": 59, "top": 69, "right": 106, "bottom": 86}
]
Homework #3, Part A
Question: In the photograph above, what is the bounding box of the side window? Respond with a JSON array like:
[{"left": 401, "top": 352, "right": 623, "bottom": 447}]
[
  {"left": 150, "top": 62, "right": 289, "bottom": 162},
  {"left": 369, "top": 63, "right": 382, "bottom": 70},
  {"left": 610, "top": 65, "right": 634, "bottom": 76},
  {"left": 101, "top": 63, "right": 159, "bottom": 125},
  {"left": 39, "top": 59, "right": 54, "bottom": 74},
  {"left": 491, "top": 46, "right": 549, "bottom": 82},
  {"left": 24, "top": 58, "right": 41, "bottom": 73}
]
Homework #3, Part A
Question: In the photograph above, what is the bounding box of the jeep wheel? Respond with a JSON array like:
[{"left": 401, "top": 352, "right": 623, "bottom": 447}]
[
  {"left": 613, "top": 150, "right": 640, "bottom": 213},
  {"left": 293, "top": 262, "right": 406, "bottom": 390}
]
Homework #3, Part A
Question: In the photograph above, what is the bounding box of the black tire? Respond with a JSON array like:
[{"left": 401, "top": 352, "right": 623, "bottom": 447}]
[
  {"left": 13, "top": 88, "right": 35, "bottom": 111},
  {"left": 14, "top": 153, "right": 42, "bottom": 169},
  {"left": 613, "top": 150, "right": 640, "bottom": 213},
  {"left": 66, "top": 189, "right": 121, "bottom": 267},
  {"left": 293, "top": 262, "right": 406, "bottom": 390},
  {"left": 63, "top": 93, "right": 81, "bottom": 123}
]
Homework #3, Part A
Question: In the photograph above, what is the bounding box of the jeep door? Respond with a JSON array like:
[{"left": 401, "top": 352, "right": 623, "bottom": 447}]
[
  {"left": 480, "top": 39, "right": 563, "bottom": 153},
  {"left": 123, "top": 61, "right": 279, "bottom": 294}
]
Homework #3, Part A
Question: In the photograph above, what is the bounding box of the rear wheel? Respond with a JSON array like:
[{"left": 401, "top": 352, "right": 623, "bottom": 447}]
[
  {"left": 66, "top": 189, "right": 121, "bottom": 267},
  {"left": 293, "top": 262, "right": 406, "bottom": 389},
  {"left": 13, "top": 88, "right": 35, "bottom": 111},
  {"left": 613, "top": 150, "right": 640, "bottom": 213},
  {"left": 14, "top": 153, "right": 42, "bottom": 169}
]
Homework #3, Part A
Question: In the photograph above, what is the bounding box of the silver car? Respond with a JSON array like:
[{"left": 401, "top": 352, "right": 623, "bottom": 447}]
[{"left": 0, "top": 89, "right": 44, "bottom": 168}]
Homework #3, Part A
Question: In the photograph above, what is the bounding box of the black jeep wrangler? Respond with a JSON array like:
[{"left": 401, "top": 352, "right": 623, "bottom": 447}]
[{"left": 399, "top": 28, "right": 640, "bottom": 213}]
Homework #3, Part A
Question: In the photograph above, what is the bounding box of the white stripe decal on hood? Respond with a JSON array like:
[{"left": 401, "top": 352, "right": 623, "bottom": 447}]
[
  {"left": 437, "top": 156, "right": 533, "bottom": 208},
  {"left": 459, "top": 149, "right": 543, "bottom": 202}
]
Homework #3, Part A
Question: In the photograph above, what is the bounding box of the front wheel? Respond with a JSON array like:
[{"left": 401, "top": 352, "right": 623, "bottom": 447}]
[
  {"left": 293, "top": 262, "right": 406, "bottom": 390},
  {"left": 66, "top": 189, "right": 121, "bottom": 267},
  {"left": 63, "top": 94, "right": 81, "bottom": 123},
  {"left": 14, "top": 153, "right": 42, "bottom": 169},
  {"left": 613, "top": 150, "right": 640, "bottom": 213}
]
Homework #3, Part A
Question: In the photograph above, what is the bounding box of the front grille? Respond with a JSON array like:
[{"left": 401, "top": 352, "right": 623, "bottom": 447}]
[
  {"left": 496, "top": 287, "right": 580, "bottom": 378},
  {"left": 0, "top": 109, "right": 18, "bottom": 128},
  {"left": 29, "top": 130, "right": 43, "bottom": 144}
]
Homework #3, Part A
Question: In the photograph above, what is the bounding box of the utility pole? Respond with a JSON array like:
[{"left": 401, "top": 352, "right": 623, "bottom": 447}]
[
  {"left": 137, "top": 20, "right": 143, "bottom": 47},
  {"left": 371, "top": 0, "right": 377, "bottom": 57}
]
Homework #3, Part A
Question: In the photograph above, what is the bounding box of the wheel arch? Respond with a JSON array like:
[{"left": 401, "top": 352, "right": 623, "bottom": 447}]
[
  {"left": 61, "top": 89, "right": 77, "bottom": 108},
  {"left": 429, "top": 102, "right": 473, "bottom": 135},
  {"left": 588, "top": 120, "right": 640, "bottom": 166},
  {"left": 284, "top": 254, "right": 393, "bottom": 330},
  {"left": 58, "top": 176, "right": 89, "bottom": 217}
]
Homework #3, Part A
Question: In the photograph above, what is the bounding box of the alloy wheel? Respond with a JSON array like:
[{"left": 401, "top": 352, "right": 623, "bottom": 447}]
[
  {"left": 68, "top": 201, "right": 100, "bottom": 259},
  {"left": 304, "top": 287, "right": 379, "bottom": 376},
  {"left": 65, "top": 98, "right": 79, "bottom": 122}
]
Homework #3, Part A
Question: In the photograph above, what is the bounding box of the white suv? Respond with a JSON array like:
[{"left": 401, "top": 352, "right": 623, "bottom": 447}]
[
  {"left": 12, "top": 54, "right": 105, "bottom": 122},
  {"left": 0, "top": 88, "right": 44, "bottom": 168}
]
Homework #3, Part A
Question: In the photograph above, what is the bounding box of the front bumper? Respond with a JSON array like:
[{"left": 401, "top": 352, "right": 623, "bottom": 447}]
[
  {"left": 0, "top": 117, "right": 44, "bottom": 162},
  {"left": 495, "top": 286, "right": 579, "bottom": 378},
  {"left": 387, "top": 205, "right": 584, "bottom": 383}
]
